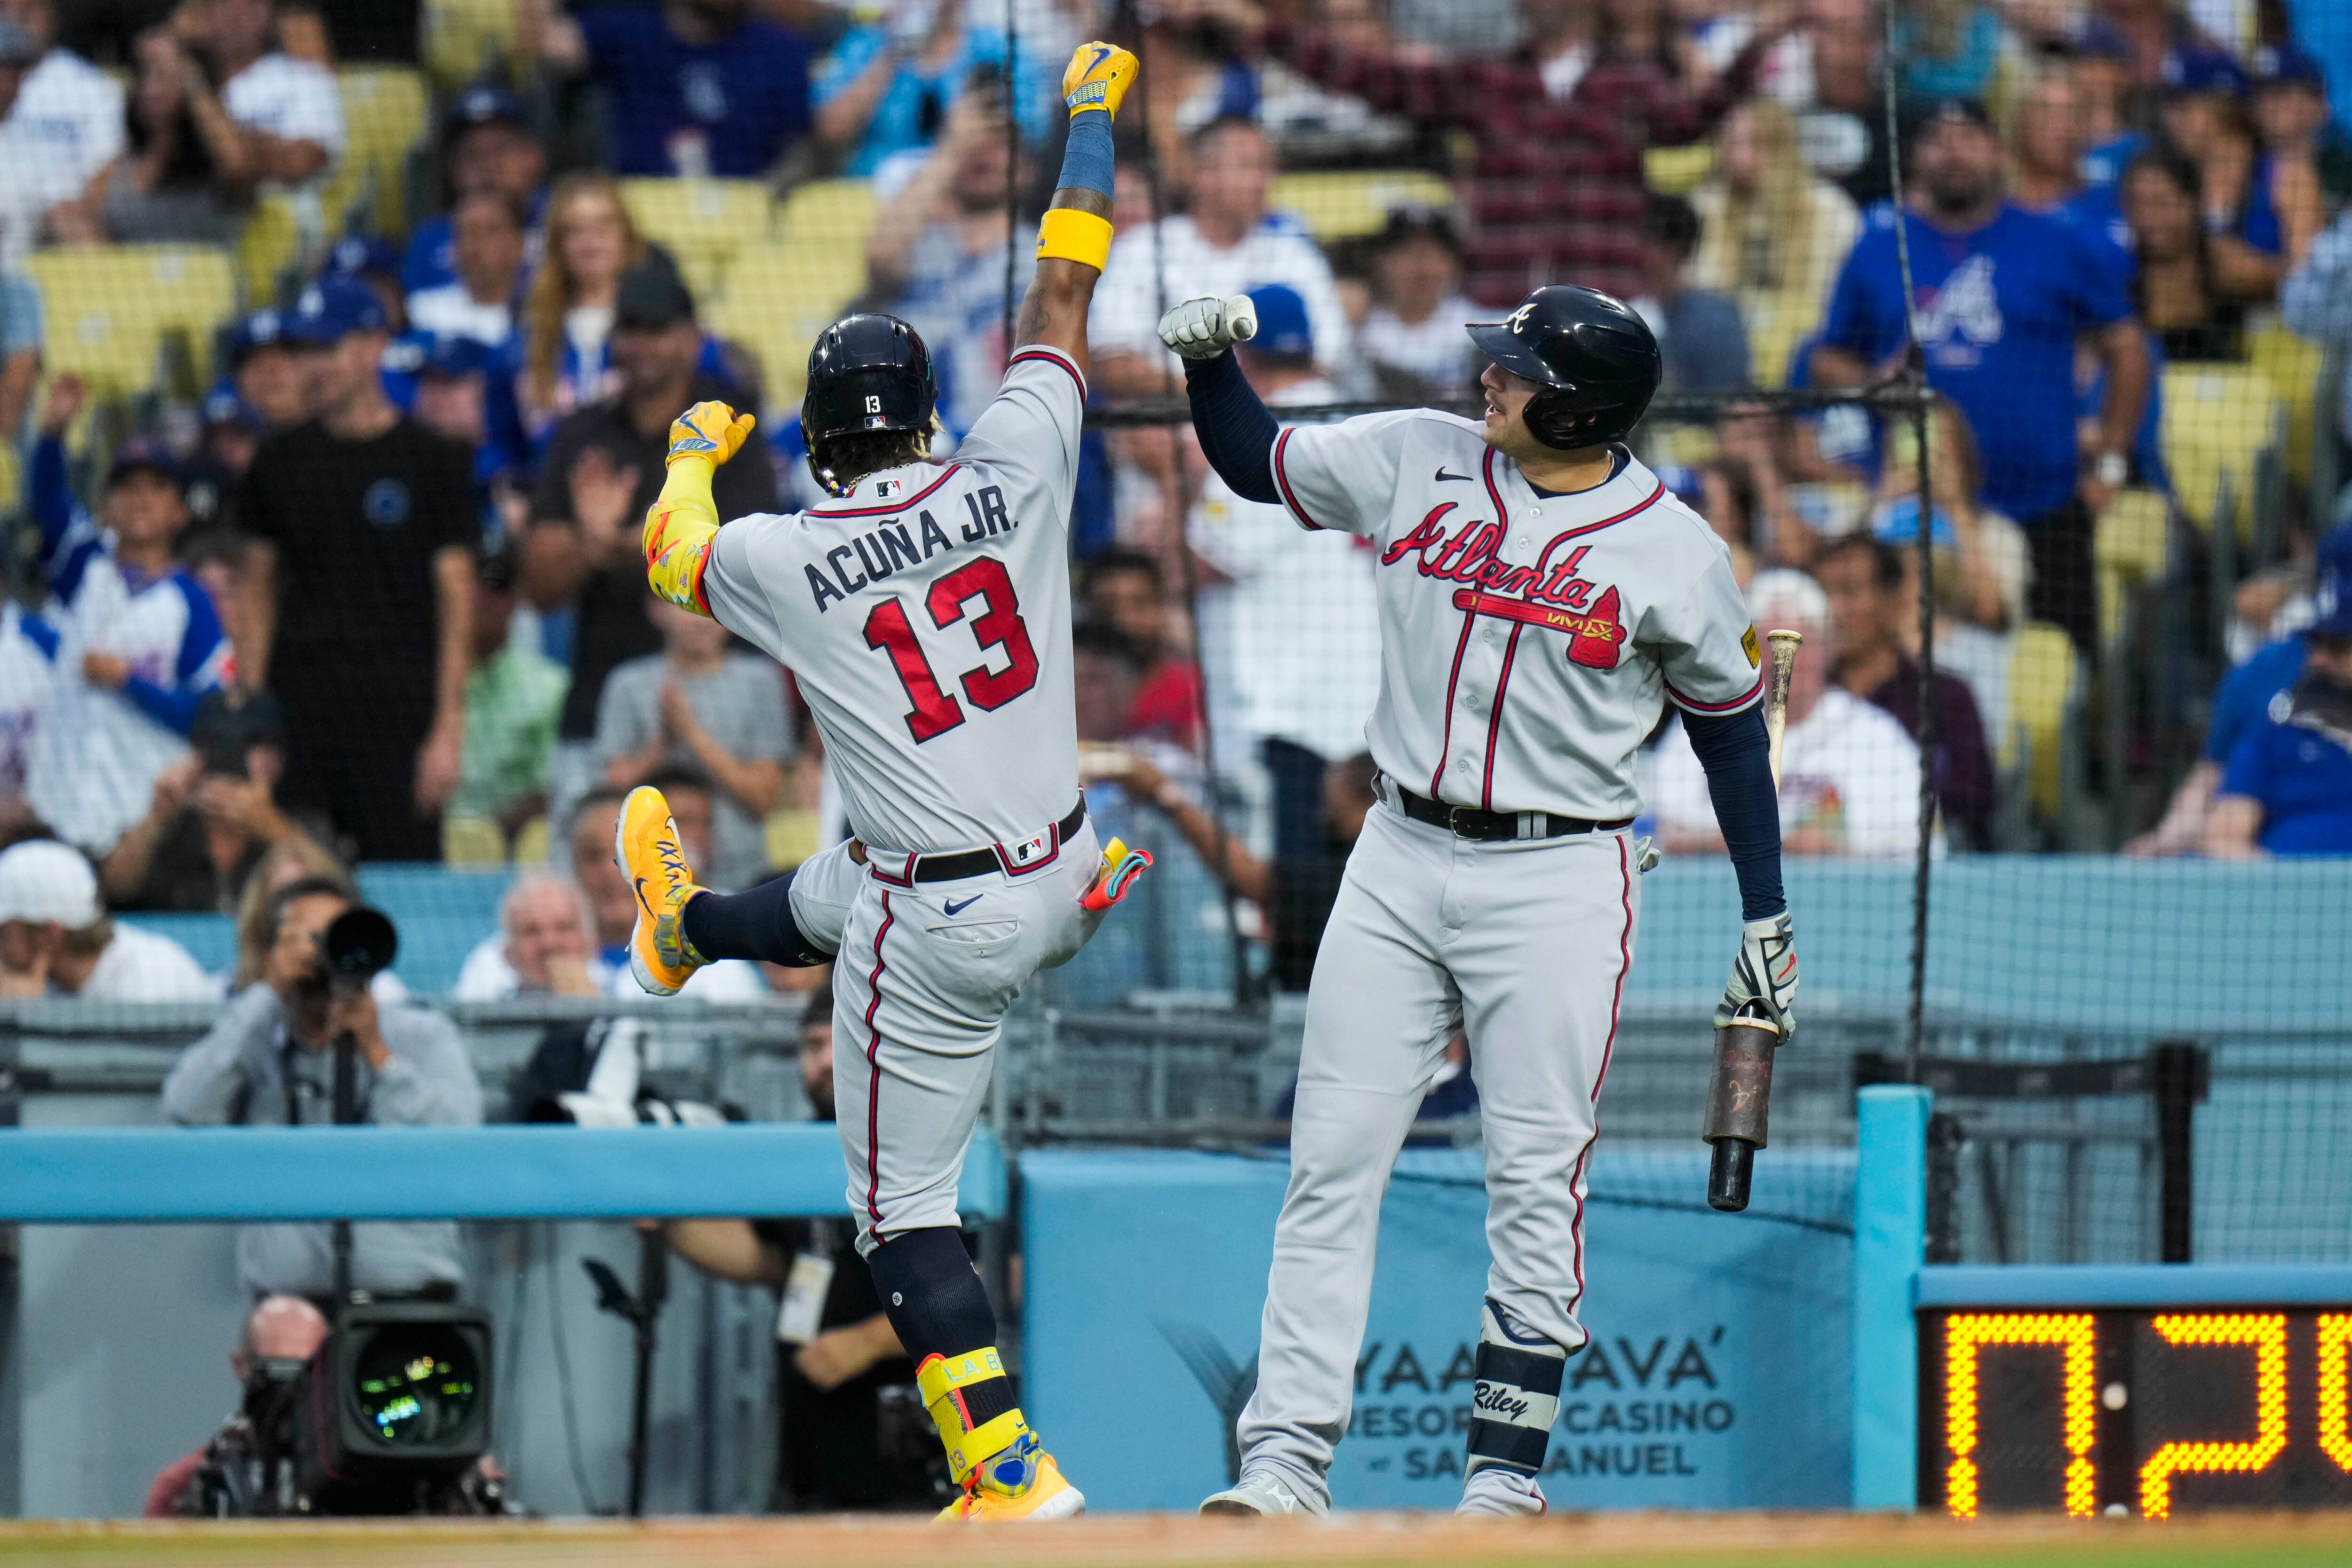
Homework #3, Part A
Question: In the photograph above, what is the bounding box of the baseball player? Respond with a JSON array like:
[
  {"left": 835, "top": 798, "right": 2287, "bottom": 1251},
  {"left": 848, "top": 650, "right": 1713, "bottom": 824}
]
[
  {"left": 608, "top": 41, "right": 1150, "bottom": 1522},
  {"left": 1157, "top": 285, "right": 1797, "bottom": 1515}
]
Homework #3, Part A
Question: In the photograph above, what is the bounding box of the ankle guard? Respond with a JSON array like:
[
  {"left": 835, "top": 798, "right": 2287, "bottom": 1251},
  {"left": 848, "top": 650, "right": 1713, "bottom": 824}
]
[
  {"left": 917, "top": 1347, "right": 1033, "bottom": 1487},
  {"left": 1464, "top": 1300, "right": 1568, "bottom": 1481}
]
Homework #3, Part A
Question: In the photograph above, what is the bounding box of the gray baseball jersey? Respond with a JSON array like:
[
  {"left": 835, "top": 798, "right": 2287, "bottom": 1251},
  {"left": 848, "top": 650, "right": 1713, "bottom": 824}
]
[
  {"left": 700, "top": 348, "right": 1087, "bottom": 857},
  {"left": 1270, "top": 411, "right": 1766, "bottom": 816}
]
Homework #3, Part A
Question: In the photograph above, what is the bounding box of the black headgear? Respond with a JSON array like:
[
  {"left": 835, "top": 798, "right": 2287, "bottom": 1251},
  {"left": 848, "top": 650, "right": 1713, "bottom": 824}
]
[
  {"left": 801, "top": 313, "right": 937, "bottom": 496},
  {"left": 1465, "top": 286, "right": 1662, "bottom": 451}
]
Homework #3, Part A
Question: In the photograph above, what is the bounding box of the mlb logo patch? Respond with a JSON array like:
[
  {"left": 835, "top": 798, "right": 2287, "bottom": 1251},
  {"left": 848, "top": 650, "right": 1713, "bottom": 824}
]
[
  {"left": 874, "top": 478, "right": 905, "bottom": 500},
  {"left": 1004, "top": 830, "right": 1052, "bottom": 868}
]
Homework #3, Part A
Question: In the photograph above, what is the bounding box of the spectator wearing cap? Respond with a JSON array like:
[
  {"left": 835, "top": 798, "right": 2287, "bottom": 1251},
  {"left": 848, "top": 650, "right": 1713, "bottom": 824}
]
[
  {"left": 864, "top": 89, "right": 1032, "bottom": 442},
  {"left": 220, "top": 306, "right": 310, "bottom": 429},
  {"left": 405, "top": 191, "right": 525, "bottom": 351},
  {"left": 162, "top": 875, "right": 481, "bottom": 1300},
  {"left": 2250, "top": 44, "right": 2346, "bottom": 241},
  {"left": 0, "top": 838, "right": 214, "bottom": 999},
  {"left": 1353, "top": 207, "right": 1478, "bottom": 402},
  {"left": 171, "top": 0, "right": 344, "bottom": 206},
  {"left": 1645, "top": 569, "right": 1929, "bottom": 860},
  {"left": 100, "top": 689, "right": 335, "bottom": 913},
  {"left": 1092, "top": 118, "right": 1353, "bottom": 398},
  {"left": 2156, "top": 44, "right": 2319, "bottom": 295},
  {"left": 1184, "top": 283, "right": 1381, "bottom": 862},
  {"left": 525, "top": 252, "right": 777, "bottom": 841},
  {"left": 0, "top": 0, "right": 122, "bottom": 264},
  {"left": 238, "top": 274, "right": 478, "bottom": 862},
  {"left": 2071, "top": 18, "right": 2144, "bottom": 190},
  {"left": 397, "top": 331, "right": 528, "bottom": 494},
  {"left": 1814, "top": 96, "right": 2148, "bottom": 654},
  {"left": 2131, "top": 525, "right": 2352, "bottom": 855},
  {"left": 21, "top": 378, "right": 230, "bottom": 859},
  {"left": 320, "top": 233, "right": 407, "bottom": 334},
  {"left": 450, "top": 543, "right": 566, "bottom": 851},
  {"left": 403, "top": 86, "right": 548, "bottom": 297},
  {"left": 519, "top": 0, "right": 815, "bottom": 180},
  {"left": 1240, "top": 4, "right": 1794, "bottom": 309},
  {"left": 2203, "top": 579, "right": 2352, "bottom": 859},
  {"left": 1632, "top": 191, "right": 1750, "bottom": 396}
]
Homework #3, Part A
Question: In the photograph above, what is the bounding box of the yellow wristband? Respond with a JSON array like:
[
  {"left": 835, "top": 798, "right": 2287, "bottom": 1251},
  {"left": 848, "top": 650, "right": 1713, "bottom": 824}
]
[{"left": 1035, "top": 208, "right": 1113, "bottom": 271}]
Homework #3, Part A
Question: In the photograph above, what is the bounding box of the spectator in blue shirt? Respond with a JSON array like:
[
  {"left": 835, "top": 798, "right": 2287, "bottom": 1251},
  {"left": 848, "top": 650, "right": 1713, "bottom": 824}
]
[
  {"left": 521, "top": 0, "right": 815, "bottom": 180},
  {"left": 812, "top": 0, "right": 1052, "bottom": 179},
  {"left": 2131, "top": 525, "right": 2352, "bottom": 855},
  {"left": 1813, "top": 96, "right": 2148, "bottom": 653},
  {"left": 402, "top": 87, "right": 548, "bottom": 297},
  {"left": 2205, "top": 623, "right": 2352, "bottom": 859}
]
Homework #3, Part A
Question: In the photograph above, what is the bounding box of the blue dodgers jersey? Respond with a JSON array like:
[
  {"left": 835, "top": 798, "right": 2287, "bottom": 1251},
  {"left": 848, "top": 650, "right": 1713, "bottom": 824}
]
[
  {"left": 2221, "top": 715, "right": 2352, "bottom": 855},
  {"left": 2205, "top": 637, "right": 2310, "bottom": 763},
  {"left": 577, "top": 4, "right": 814, "bottom": 178},
  {"left": 1820, "top": 202, "right": 2131, "bottom": 520}
]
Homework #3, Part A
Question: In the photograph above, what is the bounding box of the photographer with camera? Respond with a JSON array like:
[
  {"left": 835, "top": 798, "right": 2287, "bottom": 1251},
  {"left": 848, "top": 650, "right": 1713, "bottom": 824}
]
[{"left": 161, "top": 877, "right": 483, "bottom": 1300}]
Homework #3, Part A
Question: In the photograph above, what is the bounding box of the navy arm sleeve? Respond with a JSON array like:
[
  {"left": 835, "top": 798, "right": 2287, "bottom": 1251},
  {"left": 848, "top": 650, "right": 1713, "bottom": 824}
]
[
  {"left": 1183, "top": 349, "right": 1280, "bottom": 504},
  {"left": 1682, "top": 704, "right": 1787, "bottom": 921}
]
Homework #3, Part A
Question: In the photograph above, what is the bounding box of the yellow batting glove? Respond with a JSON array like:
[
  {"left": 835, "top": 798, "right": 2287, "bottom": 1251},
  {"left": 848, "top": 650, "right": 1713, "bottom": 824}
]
[
  {"left": 667, "top": 400, "right": 755, "bottom": 469},
  {"left": 1062, "top": 41, "right": 1137, "bottom": 119}
]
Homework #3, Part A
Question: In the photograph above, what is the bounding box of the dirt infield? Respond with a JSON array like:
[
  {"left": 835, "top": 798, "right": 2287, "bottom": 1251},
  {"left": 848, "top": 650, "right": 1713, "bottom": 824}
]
[{"left": 3, "top": 1512, "right": 2351, "bottom": 1568}]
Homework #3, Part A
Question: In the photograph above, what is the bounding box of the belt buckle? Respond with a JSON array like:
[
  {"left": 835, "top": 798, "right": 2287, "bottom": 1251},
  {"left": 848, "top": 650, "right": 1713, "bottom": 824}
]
[{"left": 1446, "top": 804, "right": 1479, "bottom": 838}]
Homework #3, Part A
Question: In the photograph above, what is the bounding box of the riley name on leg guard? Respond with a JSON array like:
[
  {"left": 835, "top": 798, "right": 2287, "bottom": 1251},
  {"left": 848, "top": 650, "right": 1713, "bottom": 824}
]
[{"left": 1465, "top": 1300, "right": 1569, "bottom": 1482}]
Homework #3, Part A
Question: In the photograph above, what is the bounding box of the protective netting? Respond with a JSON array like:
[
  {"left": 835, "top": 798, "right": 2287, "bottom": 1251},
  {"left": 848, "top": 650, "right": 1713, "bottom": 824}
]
[{"left": 0, "top": 0, "right": 2346, "bottom": 1265}]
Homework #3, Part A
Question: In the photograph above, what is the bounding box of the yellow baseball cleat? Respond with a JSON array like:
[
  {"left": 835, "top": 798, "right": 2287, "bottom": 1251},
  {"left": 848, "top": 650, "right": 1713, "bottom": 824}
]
[
  {"left": 1062, "top": 41, "right": 1137, "bottom": 119},
  {"left": 936, "top": 1431, "right": 1086, "bottom": 1521},
  {"left": 612, "top": 786, "right": 709, "bottom": 996}
]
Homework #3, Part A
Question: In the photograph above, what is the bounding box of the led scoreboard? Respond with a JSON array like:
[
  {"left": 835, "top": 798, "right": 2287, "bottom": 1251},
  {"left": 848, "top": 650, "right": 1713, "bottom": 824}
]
[{"left": 1919, "top": 1306, "right": 2352, "bottom": 1516}]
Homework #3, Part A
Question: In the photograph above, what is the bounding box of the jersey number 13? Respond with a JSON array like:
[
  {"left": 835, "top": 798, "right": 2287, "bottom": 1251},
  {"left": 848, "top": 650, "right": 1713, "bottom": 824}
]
[{"left": 862, "top": 557, "right": 1041, "bottom": 743}]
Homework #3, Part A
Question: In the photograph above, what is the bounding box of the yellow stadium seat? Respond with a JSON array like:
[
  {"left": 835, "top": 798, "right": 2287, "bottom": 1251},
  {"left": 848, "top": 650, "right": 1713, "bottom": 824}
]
[
  {"left": 322, "top": 65, "right": 429, "bottom": 237},
  {"left": 511, "top": 815, "right": 551, "bottom": 867},
  {"left": 2160, "top": 363, "right": 2281, "bottom": 538},
  {"left": 237, "top": 194, "right": 303, "bottom": 303},
  {"left": 709, "top": 246, "right": 868, "bottom": 406},
  {"left": 766, "top": 807, "right": 821, "bottom": 872},
  {"left": 2244, "top": 319, "right": 2324, "bottom": 488},
  {"left": 24, "top": 246, "right": 239, "bottom": 399},
  {"left": 0, "top": 444, "right": 17, "bottom": 518},
  {"left": 422, "top": 0, "right": 518, "bottom": 91},
  {"left": 619, "top": 177, "right": 775, "bottom": 301},
  {"left": 442, "top": 816, "right": 507, "bottom": 866},
  {"left": 2003, "top": 621, "right": 2078, "bottom": 820},
  {"left": 1267, "top": 169, "right": 1454, "bottom": 240},
  {"left": 2093, "top": 487, "right": 2170, "bottom": 650},
  {"left": 1643, "top": 144, "right": 1714, "bottom": 195},
  {"left": 777, "top": 179, "right": 877, "bottom": 249}
]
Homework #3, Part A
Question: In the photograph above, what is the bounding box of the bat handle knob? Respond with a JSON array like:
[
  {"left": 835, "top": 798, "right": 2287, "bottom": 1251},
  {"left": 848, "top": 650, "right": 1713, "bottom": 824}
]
[{"left": 1707, "top": 1139, "right": 1754, "bottom": 1212}]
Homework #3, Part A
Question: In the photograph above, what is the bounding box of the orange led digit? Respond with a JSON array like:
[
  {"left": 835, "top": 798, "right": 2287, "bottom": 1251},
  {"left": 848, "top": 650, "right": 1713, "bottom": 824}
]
[
  {"left": 1941, "top": 1313, "right": 2098, "bottom": 1520},
  {"left": 2321, "top": 1315, "right": 2352, "bottom": 1475},
  {"left": 2138, "top": 1313, "right": 2288, "bottom": 1520}
]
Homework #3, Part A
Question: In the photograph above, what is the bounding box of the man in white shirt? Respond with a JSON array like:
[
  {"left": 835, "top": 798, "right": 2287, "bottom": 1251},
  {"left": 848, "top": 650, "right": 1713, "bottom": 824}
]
[
  {"left": 1091, "top": 117, "right": 1350, "bottom": 397},
  {"left": 189, "top": 0, "right": 344, "bottom": 197},
  {"left": 449, "top": 870, "right": 605, "bottom": 1001},
  {"left": 0, "top": 838, "right": 216, "bottom": 1001},
  {"left": 405, "top": 191, "right": 526, "bottom": 348},
  {"left": 0, "top": 0, "right": 123, "bottom": 266},
  {"left": 1644, "top": 569, "right": 1928, "bottom": 860},
  {"left": 1185, "top": 285, "right": 1381, "bottom": 855}
]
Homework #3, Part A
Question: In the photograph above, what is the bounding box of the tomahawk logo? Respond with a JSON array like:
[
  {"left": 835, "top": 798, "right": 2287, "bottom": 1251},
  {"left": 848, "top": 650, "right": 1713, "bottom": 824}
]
[
  {"left": 1160, "top": 1322, "right": 1259, "bottom": 1483},
  {"left": 1505, "top": 302, "right": 1537, "bottom": 334}
]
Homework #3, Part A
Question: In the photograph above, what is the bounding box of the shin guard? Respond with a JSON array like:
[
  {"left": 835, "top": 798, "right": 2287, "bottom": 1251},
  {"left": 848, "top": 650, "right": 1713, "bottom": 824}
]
[
  {"left": 916, "top": 1347, "right": 1036, "bottom": 1488},
  {"left": 1463, "top": 1299, "right": 1568, "bottom": 1482}
]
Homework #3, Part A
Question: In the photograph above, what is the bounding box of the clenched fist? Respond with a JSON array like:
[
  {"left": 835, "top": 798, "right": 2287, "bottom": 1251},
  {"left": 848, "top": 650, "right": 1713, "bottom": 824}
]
[
  {"left": 1715, "top": 910, "right": 1797, "bottom": 1042},
  {"left": 1156, "top": 295, "right": 1259, "bottom": 360},
  {"left": 667, "top": 400, "right": 756, "bottom": 468}
]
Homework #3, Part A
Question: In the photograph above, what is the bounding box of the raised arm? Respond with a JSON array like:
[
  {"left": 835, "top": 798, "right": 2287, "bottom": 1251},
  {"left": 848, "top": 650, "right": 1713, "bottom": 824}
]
[{"left": 1011, "top": 42, "right": 1139, "bottom": 374}]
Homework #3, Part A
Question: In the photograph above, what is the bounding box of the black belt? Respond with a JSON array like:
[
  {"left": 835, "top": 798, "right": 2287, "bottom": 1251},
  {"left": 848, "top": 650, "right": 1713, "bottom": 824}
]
[
  {"left": 1395, "top": 786, "right": 1631, "bottom": 843},
  {"left": 885, "top": 798, "right": 1089, "bottom": 883}
]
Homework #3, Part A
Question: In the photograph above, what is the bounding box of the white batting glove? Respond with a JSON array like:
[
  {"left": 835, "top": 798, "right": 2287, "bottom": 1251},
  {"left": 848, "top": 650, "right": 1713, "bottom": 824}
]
[
  {"left": 1715, "top": 910, "right": 1797, "bottom": 1043},
  {"left": 1156, "top": 295, "right": 1258, "bottom": 359}
]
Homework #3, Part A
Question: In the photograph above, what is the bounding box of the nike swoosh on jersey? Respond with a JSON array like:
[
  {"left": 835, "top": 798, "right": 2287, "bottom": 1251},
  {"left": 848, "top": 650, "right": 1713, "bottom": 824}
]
[
  {"left": 944, "top": 895, "right": 984, "bottom": 915},
  {"left": 1435, "top": 466, "right": 1473, "bottom": 482}
]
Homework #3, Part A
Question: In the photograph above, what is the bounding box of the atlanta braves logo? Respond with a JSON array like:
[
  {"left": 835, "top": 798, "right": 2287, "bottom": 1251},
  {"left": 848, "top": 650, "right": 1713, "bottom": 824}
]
[{"left": 1505, "top": 302, "right": 1537, "bottom": 334}]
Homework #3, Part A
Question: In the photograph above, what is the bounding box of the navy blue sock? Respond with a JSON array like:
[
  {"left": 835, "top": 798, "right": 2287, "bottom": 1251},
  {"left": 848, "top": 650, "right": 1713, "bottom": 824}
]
[
  {"left": 866, "top": 1226, "right": 997, "bottom": 1361},
  {"left": 677, "top": 870, "right": 829, "bottom": 966}
]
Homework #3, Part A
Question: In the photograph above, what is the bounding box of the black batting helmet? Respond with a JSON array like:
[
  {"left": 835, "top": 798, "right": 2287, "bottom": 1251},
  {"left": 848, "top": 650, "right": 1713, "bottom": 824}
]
[
  {"left": 802, "top": 312, "right": 937, "bottom": 494},
  {"left": 1465, "top": 286, "right": 1661, "bottom": 451}
]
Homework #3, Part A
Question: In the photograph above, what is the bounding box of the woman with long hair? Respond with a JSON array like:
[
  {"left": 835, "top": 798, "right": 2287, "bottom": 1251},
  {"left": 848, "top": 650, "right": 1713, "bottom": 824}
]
[
  {"left": 47, "top": 27, "right": 255, "bottom": 246},
  {"left": 516, "top": 172, "right": 644, "bottom": 437},
  {"left": 2157, "top": 73, "right": 2320, "bottom": 300},
  {"left": 2122, "top": 143, "right": 2243, "bottom": 360},
  {"left": 1688, "top": 98, "right": 1859, "bottom": 385}
]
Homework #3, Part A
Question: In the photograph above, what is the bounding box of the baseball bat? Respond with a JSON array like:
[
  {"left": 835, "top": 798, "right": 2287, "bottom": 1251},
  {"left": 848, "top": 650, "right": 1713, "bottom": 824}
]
[{"left": 1703, "top": 629, "right": 1804, "bottom": 1213}]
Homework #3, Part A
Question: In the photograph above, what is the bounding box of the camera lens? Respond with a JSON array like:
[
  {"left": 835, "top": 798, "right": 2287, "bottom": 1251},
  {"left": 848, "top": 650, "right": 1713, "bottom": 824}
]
[{"left": 351, "top": 1324, "right": 481, "bottom": 1446}]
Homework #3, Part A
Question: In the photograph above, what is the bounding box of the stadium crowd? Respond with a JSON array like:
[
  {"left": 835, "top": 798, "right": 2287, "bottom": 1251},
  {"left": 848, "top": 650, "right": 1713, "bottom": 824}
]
[{"left": 0, "top": 0, "right": 2344, "bottom": 1016}]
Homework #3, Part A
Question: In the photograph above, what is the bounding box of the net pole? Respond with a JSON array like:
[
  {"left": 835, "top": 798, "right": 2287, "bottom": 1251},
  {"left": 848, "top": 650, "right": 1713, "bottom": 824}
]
[
  {"left": 1879, "top": 0, "right": 1933, "bottom": 1080},
  {"left": 1001, "top": 0, "right": 1020, "bottom": 360}
]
